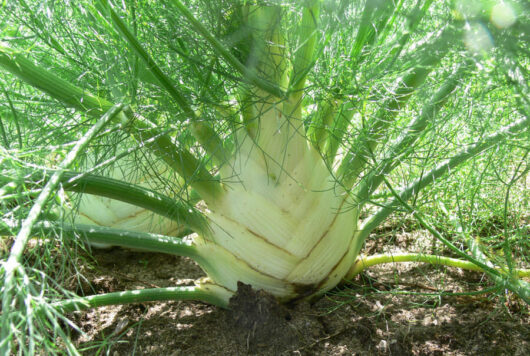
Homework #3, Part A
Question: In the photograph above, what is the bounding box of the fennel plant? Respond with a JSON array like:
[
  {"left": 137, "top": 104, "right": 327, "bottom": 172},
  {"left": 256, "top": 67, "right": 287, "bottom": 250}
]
[{"left": 0, "top": 0, "right": 529, "bottom": 354}]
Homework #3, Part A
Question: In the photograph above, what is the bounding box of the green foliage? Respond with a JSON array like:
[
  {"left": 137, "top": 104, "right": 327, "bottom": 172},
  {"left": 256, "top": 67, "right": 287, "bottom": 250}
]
[{"left": 0, "top": 0, "right": 528, "bottom": 354}]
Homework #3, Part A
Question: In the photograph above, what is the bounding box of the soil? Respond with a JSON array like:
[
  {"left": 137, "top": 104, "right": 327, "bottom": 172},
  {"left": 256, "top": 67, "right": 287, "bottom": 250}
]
[{"left": 69, "top": 230, "right": 529, "bottom": 356}]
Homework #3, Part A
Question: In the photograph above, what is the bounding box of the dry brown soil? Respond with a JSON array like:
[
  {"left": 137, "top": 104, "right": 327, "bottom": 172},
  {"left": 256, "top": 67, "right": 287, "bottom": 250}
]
[{"left": 68, "top": 231, "right": 529, "bottom": 356}]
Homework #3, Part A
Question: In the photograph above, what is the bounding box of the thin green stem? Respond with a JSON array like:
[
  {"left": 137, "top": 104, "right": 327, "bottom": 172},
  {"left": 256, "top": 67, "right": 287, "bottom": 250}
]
[
  {"left": 24, "top": 222, "right": 202, "bottom": 259},
  {"left": 313, "top": 1, "right": 424, "bottom": 160},
  {"left": 325, "top": 101, "right": 354, "bottom": 164},
  {"left": 354, "top": 64, "right": 468, "bottom": 205},
  {"left": 123, "top": 108, "right": 223, "bottom": 202},
  {"left": 169, "top": 0, "right": 285, "bottom": 98},
  {"left": 347, "top": 253, "right": 530, "bottom": 279},
  {"left": 348, "top": 0, "right": 394, "bottom": 64},
  {"left": 52, "top": 285, "right": 229, "bottom": 313},
  {"left": 0, "top": 45, "right": 223, "bottom": 201},
  {"left": 97, "top": 0, "right": 228, "bottom": 164},
  {"left": 6, "top": 170, "right": 208, "bottom": 234},
  {"left": 0, "top": 113, "right": 9, "bottom": 148},
  {"left": 0, "top": 104, "right": 123, "bottom": 355},
  {"left": 307, "top": 96, "right": 339, "bottom": 154},
  {"left": 18, "top": 0, "right": 68, "bottom": 56},
  {"left": 0, "top": 220, "right": 207, "bottom": 275},
  {"left": 358, "top": 114, "right": 530, "bottom": 242},
  {"left": 0, "top": 45, "right": 113, "bottom": 116},
  {"left": 377, "top": 176, "right": 530, "bottom": 304},
  {"left": 0, "top": 83, "right": 23, "bottom": 147},
  {"left": 378, "top": 0, "right": 435, "bottom": 71},
  {"left": 288, "top": 0, "right": 320, "bottom": 104},
  {"left": 377, "top": 0, "right": 406, "bottom": 46},
  {"left": 98, "top": 0, "right": 192, "bottom": 118},
  {"left": 337, "top": 25, "right": 458, "bottom": 187}
]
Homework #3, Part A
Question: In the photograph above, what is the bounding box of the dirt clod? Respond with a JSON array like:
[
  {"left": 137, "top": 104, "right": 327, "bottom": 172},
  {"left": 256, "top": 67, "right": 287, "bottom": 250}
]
[{"left": 225, "top": 282, "right": 299, "bottom": 353}]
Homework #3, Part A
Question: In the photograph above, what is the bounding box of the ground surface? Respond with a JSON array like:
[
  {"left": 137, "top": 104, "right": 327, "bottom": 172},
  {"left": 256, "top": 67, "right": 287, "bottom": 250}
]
[{"left": 69, "top": 230, "right": 529, "bottom": 355}]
